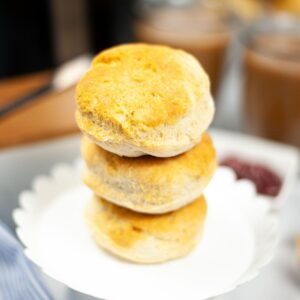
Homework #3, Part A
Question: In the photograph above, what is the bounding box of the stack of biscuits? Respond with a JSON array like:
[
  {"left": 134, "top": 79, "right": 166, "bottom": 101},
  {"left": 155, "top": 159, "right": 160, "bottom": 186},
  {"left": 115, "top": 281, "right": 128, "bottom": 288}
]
[{"left": 75, "top": 44, "right": 217, "bottom": 264}]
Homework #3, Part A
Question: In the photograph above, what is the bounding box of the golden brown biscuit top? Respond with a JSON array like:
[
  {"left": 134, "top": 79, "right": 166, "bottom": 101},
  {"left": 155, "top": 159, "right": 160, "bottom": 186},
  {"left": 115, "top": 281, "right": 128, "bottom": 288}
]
[
  {"left": 76, "top": 43, "right": 209, "bottom": 131},
  {"left": 91, "top": 195, "right": 206, "bottom": 248},
  {"left": 81, "top": 132, "right": 216, "bottom": 184}
]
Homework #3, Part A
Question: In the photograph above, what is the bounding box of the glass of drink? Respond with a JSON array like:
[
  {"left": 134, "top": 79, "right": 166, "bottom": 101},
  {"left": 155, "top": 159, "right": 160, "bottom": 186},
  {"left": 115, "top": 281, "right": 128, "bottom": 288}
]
[
  {"left": 134, "top": 0, "right": 233, "bottom": 97},
  {"left": 242, "top": 14, "right": 300, "bottom": 147}
]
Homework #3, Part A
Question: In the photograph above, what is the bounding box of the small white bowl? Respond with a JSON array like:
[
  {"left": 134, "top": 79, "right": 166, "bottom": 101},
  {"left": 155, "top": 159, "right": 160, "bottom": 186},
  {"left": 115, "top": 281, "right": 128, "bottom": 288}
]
[{"left": 210, "top": 128, "right": 300, "bottom": 209}]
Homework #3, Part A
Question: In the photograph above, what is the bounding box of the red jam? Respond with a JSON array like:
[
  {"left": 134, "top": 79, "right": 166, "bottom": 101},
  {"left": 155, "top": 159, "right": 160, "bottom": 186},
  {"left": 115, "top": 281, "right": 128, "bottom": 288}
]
[{"left": 220, "top": 156, "right": 282, "bottom": 197}]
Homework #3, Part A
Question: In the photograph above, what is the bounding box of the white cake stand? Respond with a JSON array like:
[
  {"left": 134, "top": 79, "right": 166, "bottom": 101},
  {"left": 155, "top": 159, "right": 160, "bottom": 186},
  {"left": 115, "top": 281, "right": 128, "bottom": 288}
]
[{"left": 13, "top": 161, "right": 278, "bottom": 300}]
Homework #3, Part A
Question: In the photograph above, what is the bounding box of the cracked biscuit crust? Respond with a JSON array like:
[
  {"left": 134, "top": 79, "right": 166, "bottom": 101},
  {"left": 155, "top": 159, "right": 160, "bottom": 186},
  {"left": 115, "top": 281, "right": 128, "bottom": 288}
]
[{"left": 76, "top": 43, "right": 214, "bottom": 157}]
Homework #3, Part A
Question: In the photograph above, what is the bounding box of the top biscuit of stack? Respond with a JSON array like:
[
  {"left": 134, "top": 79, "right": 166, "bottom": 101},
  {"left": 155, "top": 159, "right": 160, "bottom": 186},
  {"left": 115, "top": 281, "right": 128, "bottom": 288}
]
[{"left": 76, "top": 43, "right": 214, "bottom": 157}]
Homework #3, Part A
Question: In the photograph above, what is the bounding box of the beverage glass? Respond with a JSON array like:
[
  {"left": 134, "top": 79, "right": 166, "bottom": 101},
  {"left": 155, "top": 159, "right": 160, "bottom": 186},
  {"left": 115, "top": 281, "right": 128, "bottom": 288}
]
[
  {"left": 242, "top": 15, "right": 300, "bottom": 147},
  {"left": 134, "top": 1, "right": 233, "bottom": 97}
]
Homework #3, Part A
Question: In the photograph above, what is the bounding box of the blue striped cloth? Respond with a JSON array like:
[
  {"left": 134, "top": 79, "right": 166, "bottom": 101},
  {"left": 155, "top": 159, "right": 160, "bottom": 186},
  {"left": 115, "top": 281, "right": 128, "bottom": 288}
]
[{"left": 0, "top": 221, "right": 53, "bottom": 300}]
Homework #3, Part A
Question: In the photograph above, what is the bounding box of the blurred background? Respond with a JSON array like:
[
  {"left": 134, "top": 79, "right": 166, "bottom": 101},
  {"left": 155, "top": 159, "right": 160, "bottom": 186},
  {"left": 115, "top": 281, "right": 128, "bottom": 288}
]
[
  {"left": 1, "top": 0, "right": 300, "bottom": 299},
  {"left": 0, "top": 0, "right": 300, "bottom": 148}
]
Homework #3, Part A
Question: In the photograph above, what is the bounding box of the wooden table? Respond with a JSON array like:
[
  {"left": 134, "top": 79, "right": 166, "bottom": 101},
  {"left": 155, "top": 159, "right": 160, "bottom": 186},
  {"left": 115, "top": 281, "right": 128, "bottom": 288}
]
[{"left": 0, "top": 71, "right": 79, "bottom": 149}]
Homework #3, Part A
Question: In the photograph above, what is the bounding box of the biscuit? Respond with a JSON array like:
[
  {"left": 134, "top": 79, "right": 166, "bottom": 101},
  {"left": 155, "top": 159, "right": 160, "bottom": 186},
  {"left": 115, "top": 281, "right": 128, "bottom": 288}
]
[
  {"left": 81, "top": 132, "right": 216, "bottom": 213},
  {"left": 85, "top": 195, "right": 207, "bottom": 263},
  {"left": 76, "top": 43, "right": 214, "bottom": 157}
]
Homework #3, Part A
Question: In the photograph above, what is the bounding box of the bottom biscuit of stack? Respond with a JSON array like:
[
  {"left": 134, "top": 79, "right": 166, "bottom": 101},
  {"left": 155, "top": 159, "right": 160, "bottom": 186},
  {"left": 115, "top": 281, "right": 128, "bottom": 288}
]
[{"left": 85, "top": 194, "right": 207, "bottom": 264}]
